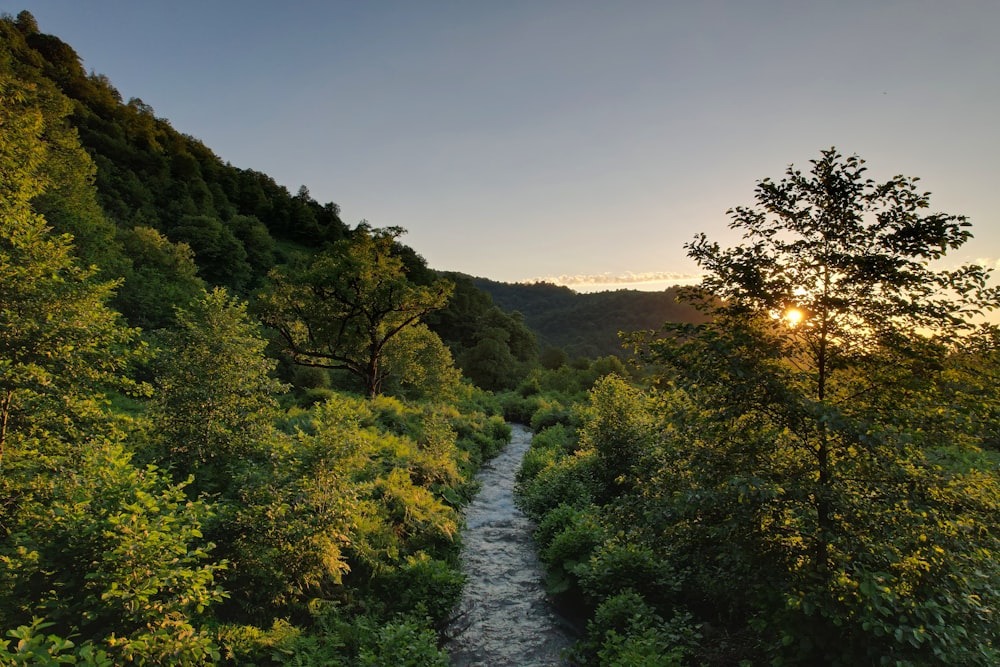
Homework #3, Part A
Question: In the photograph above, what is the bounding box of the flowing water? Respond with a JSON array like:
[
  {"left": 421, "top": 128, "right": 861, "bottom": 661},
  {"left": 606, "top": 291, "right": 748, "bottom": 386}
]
[{"left": 445, "top": 424, "right": 578, "bottom": 666}]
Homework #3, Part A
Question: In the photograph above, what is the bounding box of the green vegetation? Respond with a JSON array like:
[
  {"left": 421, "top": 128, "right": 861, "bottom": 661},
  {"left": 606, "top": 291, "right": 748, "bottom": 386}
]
[
  {"left": 472, "top": 278, "right": 706, "bottom": 358},
  {"left": 4, "top": 10, "right": 998, "bottom": 665},
  {"left": 516, "top": 150, "right": 1000, "bottom": 665},
  {"left": 0, "top": 13, "right": 513, "bottom": 664},
  {"left": 258, "top": 226, "right": 454, "bottom": 399}
]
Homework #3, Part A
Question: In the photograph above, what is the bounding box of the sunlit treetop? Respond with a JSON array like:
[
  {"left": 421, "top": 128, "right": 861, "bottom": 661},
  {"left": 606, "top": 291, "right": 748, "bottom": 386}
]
[{"left": 686, "top": 148, "right": 1000, "bottom": 355}]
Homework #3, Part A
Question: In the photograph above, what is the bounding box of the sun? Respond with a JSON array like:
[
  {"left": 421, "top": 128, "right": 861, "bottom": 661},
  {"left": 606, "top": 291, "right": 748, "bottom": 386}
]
[{"left": 784, "top": 308, "right": 804, "bottom": 326}]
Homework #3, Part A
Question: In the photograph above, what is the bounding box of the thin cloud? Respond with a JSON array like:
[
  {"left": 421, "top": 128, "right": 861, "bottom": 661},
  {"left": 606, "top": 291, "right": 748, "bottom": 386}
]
[{"left": 524, "top": 271, "right": 703, "bottom": 288}]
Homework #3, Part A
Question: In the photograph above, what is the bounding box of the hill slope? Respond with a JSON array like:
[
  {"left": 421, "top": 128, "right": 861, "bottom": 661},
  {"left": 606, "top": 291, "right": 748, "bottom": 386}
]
[{"left": 470, "top": 278, "right": 707, "bottom": 358}]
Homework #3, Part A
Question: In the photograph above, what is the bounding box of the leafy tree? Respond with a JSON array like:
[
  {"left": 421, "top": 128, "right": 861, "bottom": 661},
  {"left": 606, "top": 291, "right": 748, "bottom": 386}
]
[
  {"left": 426, "top": 273, "right": 538, "bottom": 389},
  {"left": 631, "top": 148, "right": 1000, "bottom": 664},
  {"left": 459, "top": 327, "right": 519, "bottom": 391},
  {"left": 114, "top": 225, "right": 205, "bottom": 329},
  {"left": 680, "top": 147, "right": 998, "bottom": 562},
  {"left": 167, "top": 215, "right": 252, "bottom": 292},
  {"left": 228, "top": 214, "right": 277, "bottom": 285},
  {"left": 259, "top": 226, "right": 453, "bottom": 398},
  {"left": 578, "top": 374, "right": 653, "bottom": 500},
  {"left": 381, "top": 323, "right": 463, "bottom": 402},
  {"left": 148, "top": 287, "right": 286, "bottom": 490},
  {"left": 0, "top": 71, "right": 142, "bottom": 474}
]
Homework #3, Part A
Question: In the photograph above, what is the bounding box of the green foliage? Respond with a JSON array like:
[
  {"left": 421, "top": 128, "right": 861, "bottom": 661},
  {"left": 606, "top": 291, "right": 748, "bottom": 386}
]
[
  {"left": 573, "top": 541, "right": 676, "bottom": 606},
  {"left": 381, "top": 324, "right": 462, "bottom": 402},
  {"left": 539, "top": 506, "right": 608, "bottom": 595},
  {"left": 168, "top": 215, "right": 252, "bottom": 293},
  {"left": 425, "top": 273, "right": 538, "bottom": 390},
  {"left": 0, "top": 444, "right": 226, "bottom": 665},
  {"left": 218, "top": 609, "right": 449, "bottom": 667},
  {"left": 516, "top": 423, "right": 573, "bottom": 486},
  {"left": 473, "top": 277, "right": 706, "bottom": 359},
  {"left": 372, "top": 553, "right": 465, "bottom": 626},
  {"left": 356, "top": 617, "right": 449, "bottom": 667},
  {"left": 0, "top": 15, "right": 531, "bottom": 665},
  {"left": 529, "top": 396, "right": 574, "bottom": 431},
  {"left": 1, "top": 11, "right": 349, "bottom": 295},
  {"left": 114, "top": 225, "right": 205, "bottom": 329},
  {"left": 0, "top": 70, "right": 144, "bottom": 474},
  {"left": 513, "top": 152, "right": 1000, "bottom": 665},
  {"left": 578, "top": 374, "right": 654, "bottom": 498},
  {"left": 622, "top": 149, "right": 1000, "bottom": 665},
  {"left": 0, "top": 618, "right": 112, "bottom": 666},
  {"left": 565, "top": 591, "right": 699, "bottom": 667},
  {"left": 516, "top": 447, "right": 598, "bottom": 521},
  {"left": 259, "top": 226, "right": 453, "bottom": 398},
  {"left": 147, "top": 288, "right": 286, "bottom": 490}
]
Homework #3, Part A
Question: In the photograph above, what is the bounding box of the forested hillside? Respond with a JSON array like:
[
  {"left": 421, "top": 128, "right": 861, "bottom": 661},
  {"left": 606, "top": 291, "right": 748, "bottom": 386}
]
[
  {"left": 0, "top": 11, "right": 522, "bottom": 664},
  {"left": 471, "top": 277, "right": 707, "bottom": 358}
]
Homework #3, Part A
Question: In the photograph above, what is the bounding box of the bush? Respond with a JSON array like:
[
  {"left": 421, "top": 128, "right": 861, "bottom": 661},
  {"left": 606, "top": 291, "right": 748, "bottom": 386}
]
[
  {"left": 533, "top": 503, "right": 586, "bottom": 552},
  {"left": 574, "top": 540, "right": 677, "bottom": 606},
  {"left": 374, "top": 554, "right": 465, "bottom": 626},
  {"left": 540, "top": 508, "right": 608, "bottom": 595},
  {"left": 516, "top": 449, "right": 598, "bottom": 520},
  {"left": 530, "top": 400, "right": 574, "bottom": 431},
  {"left": 571, "top": 591, "right": 700, "bottom": 667},
  {"left": 357, "top": 617, "right": 449, "bottom": 667}
]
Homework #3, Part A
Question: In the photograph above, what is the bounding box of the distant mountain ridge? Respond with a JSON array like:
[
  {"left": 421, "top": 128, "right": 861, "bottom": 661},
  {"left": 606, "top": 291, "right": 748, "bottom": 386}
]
[{"left": 468, "top": 277, "right": 707, "bottom": 358}]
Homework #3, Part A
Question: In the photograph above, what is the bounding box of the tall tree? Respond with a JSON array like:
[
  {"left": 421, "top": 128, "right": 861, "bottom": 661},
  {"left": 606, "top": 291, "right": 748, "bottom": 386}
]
[
  {"left": 258, "top": 226, "right": 453, "bottom": 398},
  {"left": 632, "top": 148, "right": 1000, "bottom": 664},
  {"left": 680, "top": 148, "right": 999, "bottom": 566}
]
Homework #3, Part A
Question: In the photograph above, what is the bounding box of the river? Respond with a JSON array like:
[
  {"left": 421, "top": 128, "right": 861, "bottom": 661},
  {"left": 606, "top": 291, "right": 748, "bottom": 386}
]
[{"left": 445, "top": 424, "right": 578, "bottom": 666}]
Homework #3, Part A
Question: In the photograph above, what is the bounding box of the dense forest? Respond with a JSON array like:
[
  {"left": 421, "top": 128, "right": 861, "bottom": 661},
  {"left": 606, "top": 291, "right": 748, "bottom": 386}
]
[
  {"left": 469, "top": 278, "right": 706, "bottom": 359},
  {"left": 3, "top": 9, "right": 1000, "bottom": 666}
]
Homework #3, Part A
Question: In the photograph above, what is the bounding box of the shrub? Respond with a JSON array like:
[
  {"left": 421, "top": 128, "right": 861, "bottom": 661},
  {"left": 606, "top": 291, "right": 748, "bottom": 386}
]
[
  {"left": 516, "top": 449, "right": 598, "bottom": 520},
  {"left": 572, "top": 591, "right": 700, "bottom": 667},
  {"left": 540, "top": 508, "right": 608, "bottom": 595},
  {"left": 574, "top": 541, "right": 677, "bottom": 606},
  {"left": 374, "top": 554, "right": 465, "bottom": 626}
]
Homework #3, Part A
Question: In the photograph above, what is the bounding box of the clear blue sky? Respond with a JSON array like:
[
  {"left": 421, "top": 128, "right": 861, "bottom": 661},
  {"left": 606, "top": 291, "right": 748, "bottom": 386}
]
[{"left": 8, "top": 1, "right": 1000, "bottom": 290}]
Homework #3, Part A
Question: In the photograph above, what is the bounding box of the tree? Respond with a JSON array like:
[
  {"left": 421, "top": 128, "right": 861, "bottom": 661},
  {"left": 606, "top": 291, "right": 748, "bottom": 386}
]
[
  {"left": 0, "top": 72, "right": 142, "bottom": 474},
  {"left": 258, "top": 226, "right": 453, "bottom": 398},
  {"left": 149, "top": 287, "right": 285, "bottom": 491},
  {"left": 632, "top": 148, "right": 1000, "bottom": 664},
  {"left": 381, "top": 324, "right": 463, "bottom": 402},
  {"left": 114, "top": 226, "right": 205, "bottom": 329},
  {"left": 683, "top": 147, "right": 998, "bottom": 559},
  {"left": 167, "top": 215, "right": 251, "bottom": 292},
  {"left": 0, "top": 70, "right": 224, "bottom": 665}
]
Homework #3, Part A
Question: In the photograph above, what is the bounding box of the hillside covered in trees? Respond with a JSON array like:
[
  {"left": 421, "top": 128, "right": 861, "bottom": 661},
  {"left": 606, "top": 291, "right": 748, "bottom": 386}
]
[{"left": 470, "top": 278, "right": 707, "bottom": 359}]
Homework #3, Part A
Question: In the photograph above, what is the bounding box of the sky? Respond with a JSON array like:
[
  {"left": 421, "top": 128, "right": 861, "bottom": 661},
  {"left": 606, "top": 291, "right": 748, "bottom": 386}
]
[{"left": 7, "top": 1, "right": 1000, "bottom": 292}]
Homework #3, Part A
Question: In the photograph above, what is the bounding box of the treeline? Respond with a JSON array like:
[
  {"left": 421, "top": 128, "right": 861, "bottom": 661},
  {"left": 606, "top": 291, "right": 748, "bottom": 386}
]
[
  {"left": 514, "top": 150, "right": 1000, "bottom": 665},
  {"left": 471, "top": 278, "right": 706, "bottom": 359}
]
